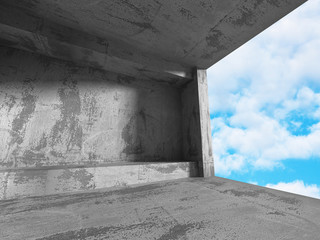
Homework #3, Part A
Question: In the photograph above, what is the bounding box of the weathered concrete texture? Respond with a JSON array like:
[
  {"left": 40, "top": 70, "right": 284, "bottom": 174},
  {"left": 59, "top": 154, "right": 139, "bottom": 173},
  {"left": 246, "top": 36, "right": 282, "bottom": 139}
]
[
  {"left": 0, "top": 46, "right": 182, "bottom": 168},
  {"left": 0, "top": 0, "right": 308, "bottom": 203},
  {"left": 1, "top": 177, "right": 319, "bottom": 240},
  {"left": 0, "top": 0, "right": 306, "bottom": 81},
  {"left": 0, "top": 162, "right": 195, "bottom": 200},
  {"left": 181, "top": 70, "right": 214, "bottom": 177},
  {"left": 0, "top": 2, "right": 190, "bottom": 85},
  {"left": 0, "top": 46, "right": 192, "bottom": 199},
  {"left": 181, "top": 79, "right": 202, "bottom": 164},
  {"left": 196, "top": 70, "right": 214, "bottom": 177}
]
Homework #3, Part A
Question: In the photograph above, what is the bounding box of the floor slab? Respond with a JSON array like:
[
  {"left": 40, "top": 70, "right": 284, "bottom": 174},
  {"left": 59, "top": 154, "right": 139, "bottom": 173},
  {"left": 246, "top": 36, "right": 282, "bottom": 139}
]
[{"left": 1, "top": 176, "right": 319, "bottom": 239}]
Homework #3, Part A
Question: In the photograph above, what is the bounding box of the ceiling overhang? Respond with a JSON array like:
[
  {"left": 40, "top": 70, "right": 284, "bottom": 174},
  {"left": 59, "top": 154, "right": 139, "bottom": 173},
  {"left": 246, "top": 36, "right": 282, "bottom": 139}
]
[{"left": 0, "top": 0, "right": 307, "bottom": 85}]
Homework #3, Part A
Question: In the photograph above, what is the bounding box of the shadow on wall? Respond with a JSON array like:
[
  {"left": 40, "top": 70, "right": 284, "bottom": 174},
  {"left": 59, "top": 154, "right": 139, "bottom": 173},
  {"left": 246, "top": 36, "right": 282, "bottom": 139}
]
[{"left": 0, "top": 47, "right": 183, "bottom": 170}]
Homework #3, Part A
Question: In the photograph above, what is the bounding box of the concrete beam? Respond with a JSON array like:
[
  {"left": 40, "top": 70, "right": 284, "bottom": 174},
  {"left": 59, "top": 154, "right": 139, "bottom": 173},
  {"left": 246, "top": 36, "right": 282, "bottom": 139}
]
[{"left": 0, "top": 3, "right": 192, "bottom": 85}]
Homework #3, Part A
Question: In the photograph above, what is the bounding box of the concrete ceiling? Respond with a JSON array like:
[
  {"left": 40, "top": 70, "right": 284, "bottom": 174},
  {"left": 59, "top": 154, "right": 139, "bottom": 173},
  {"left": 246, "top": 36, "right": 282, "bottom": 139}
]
[{"left": 0, "top": 0, "right": 306, "bottom": 84}]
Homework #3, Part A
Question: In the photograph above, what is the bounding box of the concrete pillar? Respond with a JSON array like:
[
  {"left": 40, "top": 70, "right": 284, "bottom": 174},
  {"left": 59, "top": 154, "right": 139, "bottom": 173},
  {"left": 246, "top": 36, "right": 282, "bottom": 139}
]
[
  {"left": 196, "top": 69, "right": 214, "bottom": 177},
  {"left": 181, "top": 69, "right": 214, "bottom": 177}
]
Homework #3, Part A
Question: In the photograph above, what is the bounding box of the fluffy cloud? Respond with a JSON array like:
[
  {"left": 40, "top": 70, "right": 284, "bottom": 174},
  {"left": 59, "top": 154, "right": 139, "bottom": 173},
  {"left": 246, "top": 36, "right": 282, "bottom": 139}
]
[
  {"left": 208, "top": 0, "right": 320, "bottom": 176},
  {"left": 266, "top": 180, "right": 320, "bottom": 199},
  {"left": 213, "top": 112, "right": 320, "bottom": 171}
]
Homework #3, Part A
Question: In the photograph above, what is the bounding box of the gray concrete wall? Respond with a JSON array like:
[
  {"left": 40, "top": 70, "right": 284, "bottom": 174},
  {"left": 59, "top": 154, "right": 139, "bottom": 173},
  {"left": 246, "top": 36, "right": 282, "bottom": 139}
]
[
  {"left": 0, "top": 46, "right": 183, "bottom": 170},
  {"left": 0, "top": 46, "right": 189, "bottom": 199}
]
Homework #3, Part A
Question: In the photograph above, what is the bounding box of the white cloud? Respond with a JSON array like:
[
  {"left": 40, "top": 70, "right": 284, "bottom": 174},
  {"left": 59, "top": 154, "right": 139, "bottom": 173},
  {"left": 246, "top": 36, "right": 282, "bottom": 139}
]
[
  {"left": 214, "top": 154, "right": 246, "bottom": 176},
  {"left": 208, "top": 0, "right": 320, "bottom": 176},
  {"left": 212, "top": 110, "right": 320, "bottom": 173},
  {"left": 266, "top": 180, "right": 320, "bottom": 199},
  {"left": 208, "top": 0, "right": 320, "bottom": 109}
]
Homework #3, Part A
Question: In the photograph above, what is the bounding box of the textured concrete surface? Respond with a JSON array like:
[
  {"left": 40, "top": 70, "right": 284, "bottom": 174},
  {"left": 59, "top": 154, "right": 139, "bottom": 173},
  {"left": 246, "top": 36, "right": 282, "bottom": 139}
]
[
  {"left": 0, "top": 45, "right": 183, "bottom": 164},
  {"left": 0, "top": 0, "right": 306, "bottom": 82},
  {"left": 0, "top": 47, "right": 199, "bottom": 198},
  {"left": 0, "top": 0, "right": 307, "bottom": 201},
  {"left": 0, "top": 162, "right": 196, "bottom": 200},
  {"left": 196, "top": 70, "right": 214, "bottom": 177},
  {"left": 1, "top": 176, "right": 319, "bottom": 240},
  {"left": 181, "top": 70, "right": 214, "bottom": 177},
  {"left": 0, "top": 47, "right": 183, "bottom": 168}
]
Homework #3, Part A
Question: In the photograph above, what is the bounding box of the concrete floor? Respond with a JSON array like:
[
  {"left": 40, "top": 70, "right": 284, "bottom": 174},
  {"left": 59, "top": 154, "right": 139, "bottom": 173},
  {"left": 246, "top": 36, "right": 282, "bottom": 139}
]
[{"left": 1, "top": 176, "right": 320, "bottom": 240}]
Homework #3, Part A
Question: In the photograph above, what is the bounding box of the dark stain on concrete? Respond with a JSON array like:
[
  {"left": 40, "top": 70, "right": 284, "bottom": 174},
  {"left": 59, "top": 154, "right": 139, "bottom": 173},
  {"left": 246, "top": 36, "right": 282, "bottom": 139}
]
[
  {"left": 223, "top": 189, "right": 260, "bottom": 198},
  {"left": 179, "top": 163, "right": 189, "bottom": 171},
  {"left": 267, "top": 211, "right": 286, "bottom": 216},
  {"left": 96, "top": 37, "right": 109, "bottom": 54},
  {"left": 51, "top": 4, "right": 79, "bottom": 26},
  {"left": 230, "top": 7, "right": 256, "bottom": 26},
  {"left": 253, "top": 0, "right": 264, "bottom": 8},
  {"left": 33, "top": 133, "right": 48, "bottom": 151},
  {"left": 221, "top": 188, "right": 301, "bottom": 205},
  {"left": 179, "top": 196, "right": 198, "bottom": 202},
  {"left": 1, "top": 182, "right": 172, "bottom": 215},
  {"left": 179, "top": 8, "right": 197, "bottom": 21},
  {"left": 139, "top": 108, "right": 147, "bottom": 131},
  {"left": 1, "top": 94, "right": 17, "bottom": 113},
  {"left": 82, "top": 92, "right": 98, "bottom": 131},
  {"left": 147, "top": 164, "right": 179, "bottom": 174},
  {"left": 50, "top": 77, "right": 83, "bottom": 151},
  {"left": 208, "top": 180, "right": 225, "bottom": 187},
  {"left": 117, "top": 74, "right": 135, "bottom": 85},
  {"left": 278, "top": 196, "right": 301, "bottom": 205},
  {"left": 117, "top": 0, "right": 149, "bottom": 19},
  {"left": 266, "top": 0, "right": 281, "bottom": 8},
  {"left": 187, "top": 107, "right": 199, "bottom": 157},
  {"left": 88, "top": 152, "right": 98, "bottom": 161},
  {"left": 36, "top": 222, "right": 154, "bottom": 240},
  {"left": 13, "top": 170, "right": 46, "bottom": 184},
  {"left": 11, "top": 78, "right": 37, "bottom": 145},
  {"left": 158, "top": 222, "right": 205, "bottom": 240},
  {"left": 122, "top": 111, "right": 147, "bottom": 155},
  {"left": 20, "top": 150, "right": 46, "bottom": 166},
  {"left": 57, "top": 169, "right": 94, "bottom": 190},
  {"left": 174, "top": 206, "right": 193, "bottom": 211},
  {"left": 105, "top": 12, "right": 159, "bottom": 34},
  {"left": 206, "top": 29, "right": 225, "bottom": 50},
  {"left": 49, "top": 150, "right": 63, "bottom": 158}
]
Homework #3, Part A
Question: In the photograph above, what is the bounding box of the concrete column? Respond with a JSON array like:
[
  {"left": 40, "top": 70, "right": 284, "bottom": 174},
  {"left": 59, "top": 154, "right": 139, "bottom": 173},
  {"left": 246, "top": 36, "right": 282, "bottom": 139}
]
[
  {"left": 195, "top": 69, "right": 214, "bottom": 177},
  {"left": 181, "top": 69, "right": 214, "bottom": 177}
]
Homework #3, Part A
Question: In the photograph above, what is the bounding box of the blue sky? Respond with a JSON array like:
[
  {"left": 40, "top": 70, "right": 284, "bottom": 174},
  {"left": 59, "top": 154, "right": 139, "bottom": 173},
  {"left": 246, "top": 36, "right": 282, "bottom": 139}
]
[{"left": 208, "top": 0, "right": 320, "bottom": 199}]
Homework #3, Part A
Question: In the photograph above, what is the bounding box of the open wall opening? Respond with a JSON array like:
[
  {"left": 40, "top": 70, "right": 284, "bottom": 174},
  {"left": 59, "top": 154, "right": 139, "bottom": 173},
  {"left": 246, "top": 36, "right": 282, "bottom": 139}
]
[{"left": 207, "top": 0, "right": 320, "bottom": 199}]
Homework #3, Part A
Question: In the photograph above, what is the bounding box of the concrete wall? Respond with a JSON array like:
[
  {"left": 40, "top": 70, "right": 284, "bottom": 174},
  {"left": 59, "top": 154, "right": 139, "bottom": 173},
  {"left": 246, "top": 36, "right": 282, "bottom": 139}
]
[
  {"left": 0, "top": 46, "right": 190, "bottom": 199},
  {"left": 0, "top": 46, "right": 183, "bottom": 169}
]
